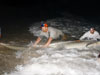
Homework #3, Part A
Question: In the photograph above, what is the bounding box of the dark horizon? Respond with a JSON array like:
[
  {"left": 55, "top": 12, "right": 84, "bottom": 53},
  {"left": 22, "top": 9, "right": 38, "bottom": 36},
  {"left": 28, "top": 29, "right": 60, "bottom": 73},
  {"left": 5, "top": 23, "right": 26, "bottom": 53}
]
[{"left": 0, "top": 0, "right": 100, "bottom": 27}]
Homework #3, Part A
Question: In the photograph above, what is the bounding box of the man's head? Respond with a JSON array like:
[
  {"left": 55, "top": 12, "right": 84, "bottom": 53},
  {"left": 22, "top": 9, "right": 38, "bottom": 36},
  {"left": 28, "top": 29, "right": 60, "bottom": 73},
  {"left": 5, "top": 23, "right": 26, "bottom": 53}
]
[
  {"left": 90, "top": 28, "right": 95, "bottom": 34},
  {"left": 41, "top": 23, "right": 48, "bottom": 32}
]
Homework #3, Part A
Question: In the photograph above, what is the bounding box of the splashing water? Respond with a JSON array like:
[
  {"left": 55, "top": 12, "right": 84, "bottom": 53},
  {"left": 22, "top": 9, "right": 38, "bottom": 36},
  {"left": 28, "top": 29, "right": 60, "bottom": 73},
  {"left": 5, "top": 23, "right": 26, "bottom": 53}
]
[
  {"left": 2, "top": 14, "right": 100, "bottom": 75},
  {"left": 4, "top": 45, "right": 100, "bottom": 75}
]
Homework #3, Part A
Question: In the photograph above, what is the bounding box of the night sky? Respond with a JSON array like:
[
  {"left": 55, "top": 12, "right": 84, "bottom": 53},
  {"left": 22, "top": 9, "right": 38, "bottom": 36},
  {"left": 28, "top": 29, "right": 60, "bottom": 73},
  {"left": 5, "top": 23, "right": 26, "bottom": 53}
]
[{"left": 0, "top": 0, "right": 100, "bottom": 27}]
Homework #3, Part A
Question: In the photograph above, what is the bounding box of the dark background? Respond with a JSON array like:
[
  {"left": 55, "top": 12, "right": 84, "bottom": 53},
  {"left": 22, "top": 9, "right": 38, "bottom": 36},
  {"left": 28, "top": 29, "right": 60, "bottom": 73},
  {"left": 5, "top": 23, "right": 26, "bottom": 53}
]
[
  {"left": 0, "top": 0, "right": 100, "bottom": 44},
  {"left": 0, "top": 0, "right": 100, "bottom": 27}
]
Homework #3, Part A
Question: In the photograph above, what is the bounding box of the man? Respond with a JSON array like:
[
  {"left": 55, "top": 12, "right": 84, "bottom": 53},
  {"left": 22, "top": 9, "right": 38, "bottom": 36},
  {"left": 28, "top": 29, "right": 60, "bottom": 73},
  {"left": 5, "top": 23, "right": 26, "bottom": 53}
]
[
  {"left": 79, "top": 28, "right": 100, "bottom": 41},
  {"left": 33, "top": 22, "right": 66, "bottom": 48}
]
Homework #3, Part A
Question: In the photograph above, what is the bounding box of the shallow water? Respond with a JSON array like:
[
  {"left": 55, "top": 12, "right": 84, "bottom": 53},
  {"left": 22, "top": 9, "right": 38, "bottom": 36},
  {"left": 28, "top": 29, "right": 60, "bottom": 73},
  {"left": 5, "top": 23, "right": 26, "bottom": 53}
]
[
  {"left": 0, "top": 26, "right": 34, "bottom": 75},
  {"left": 3, "top": 46, "right": 100, "bottom": 75},
  {"left": 1, "top": 14, "right": 100, "bottom": 75}
]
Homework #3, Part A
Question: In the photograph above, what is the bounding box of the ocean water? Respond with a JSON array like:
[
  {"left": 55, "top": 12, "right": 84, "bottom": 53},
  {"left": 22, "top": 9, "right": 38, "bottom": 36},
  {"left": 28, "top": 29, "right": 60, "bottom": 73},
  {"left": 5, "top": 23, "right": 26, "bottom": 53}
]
[
  {"left": 4, "top": 45, "right": 100, "bottom": 75},
  {"left": 1, "top": 13, "right": 100, "bottom": 75}
]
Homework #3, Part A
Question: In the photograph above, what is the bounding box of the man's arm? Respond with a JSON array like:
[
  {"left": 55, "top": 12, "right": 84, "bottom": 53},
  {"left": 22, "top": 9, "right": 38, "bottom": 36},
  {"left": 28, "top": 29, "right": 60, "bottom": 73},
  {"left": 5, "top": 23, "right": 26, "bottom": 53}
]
[
  {"left": 96, "top": 35, "right": 100, "bottom": 41},
  {"left": 42, "top": 37, "right": 53, "bottom": 48},
  {"left": 80, "top": 35, "right": 85, "bottom": 40},
  {"left": 33, "top": 37, "right": 41, "bottom": 47},
  {"left": 75, "top": 32, "right": 88, "bottom": 42},
  {"left": 79, "top": 32, "right": 88, "bottom": 40},
  {"left": 95, "top": 32, "right": 100, "bottom": 41}
]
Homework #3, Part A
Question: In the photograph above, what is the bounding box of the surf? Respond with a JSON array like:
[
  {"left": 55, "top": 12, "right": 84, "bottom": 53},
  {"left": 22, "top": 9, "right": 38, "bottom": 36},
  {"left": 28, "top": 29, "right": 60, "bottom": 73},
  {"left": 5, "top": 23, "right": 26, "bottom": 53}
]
[{"left": 0, "top": 41, "right": 100, "bottom": 50}]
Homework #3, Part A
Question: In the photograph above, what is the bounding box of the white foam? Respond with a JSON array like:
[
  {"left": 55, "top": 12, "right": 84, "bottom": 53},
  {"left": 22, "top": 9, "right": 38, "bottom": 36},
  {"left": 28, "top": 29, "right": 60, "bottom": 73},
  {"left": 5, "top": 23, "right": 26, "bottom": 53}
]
[
  {"left": 5, "top": 47, "right": 100, "bottom": 75},
  {"left": 5, "top": 15, "right": 100, "bottom": 75}
]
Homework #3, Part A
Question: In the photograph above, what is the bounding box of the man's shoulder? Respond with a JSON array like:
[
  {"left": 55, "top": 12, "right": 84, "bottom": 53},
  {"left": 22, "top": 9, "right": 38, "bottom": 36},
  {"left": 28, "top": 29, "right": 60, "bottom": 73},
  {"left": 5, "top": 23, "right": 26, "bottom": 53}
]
[
  {"left": 94, "top": 31, "right": 99, "bottom": 34},
  {"left": 48, "top": 27, "right": 56, "bottom": 29},
  {"left": 84, "top": 31, "right": 90, "bottom": 34},
  {"left": 48, "top": 27, "right": 63, "bottom": 33},
  {"left": 48, "top": 27, "right": 61, "bottom": 31},
  {"left": 48, "top": 27, "right": 57, "bottom": 31}
]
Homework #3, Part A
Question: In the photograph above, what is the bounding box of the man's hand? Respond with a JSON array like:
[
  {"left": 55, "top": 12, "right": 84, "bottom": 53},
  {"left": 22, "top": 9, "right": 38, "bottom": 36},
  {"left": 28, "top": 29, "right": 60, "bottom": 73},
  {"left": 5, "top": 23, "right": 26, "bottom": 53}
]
[
  {"left": 33, "top": 37, "right": 41, "bottom": 47},
  {"left": 42, "top": 44, "right": 49, "bottom": 48},
  {"left": 33, "top": 44, "right": 37, "bottom": 48},
  {"left": 42, "top": 37, "right": 53, "bottom": 48}
]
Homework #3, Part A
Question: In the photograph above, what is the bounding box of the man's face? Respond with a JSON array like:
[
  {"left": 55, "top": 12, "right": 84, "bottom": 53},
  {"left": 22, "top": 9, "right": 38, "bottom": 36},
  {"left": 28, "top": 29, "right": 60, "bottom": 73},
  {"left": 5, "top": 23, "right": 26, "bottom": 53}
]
[
  {"left": 42, "top": 27, "right": 48, "bottom": 32},
  {"left": 90, "top": 28, "right": 95, "bottom": 34}
]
